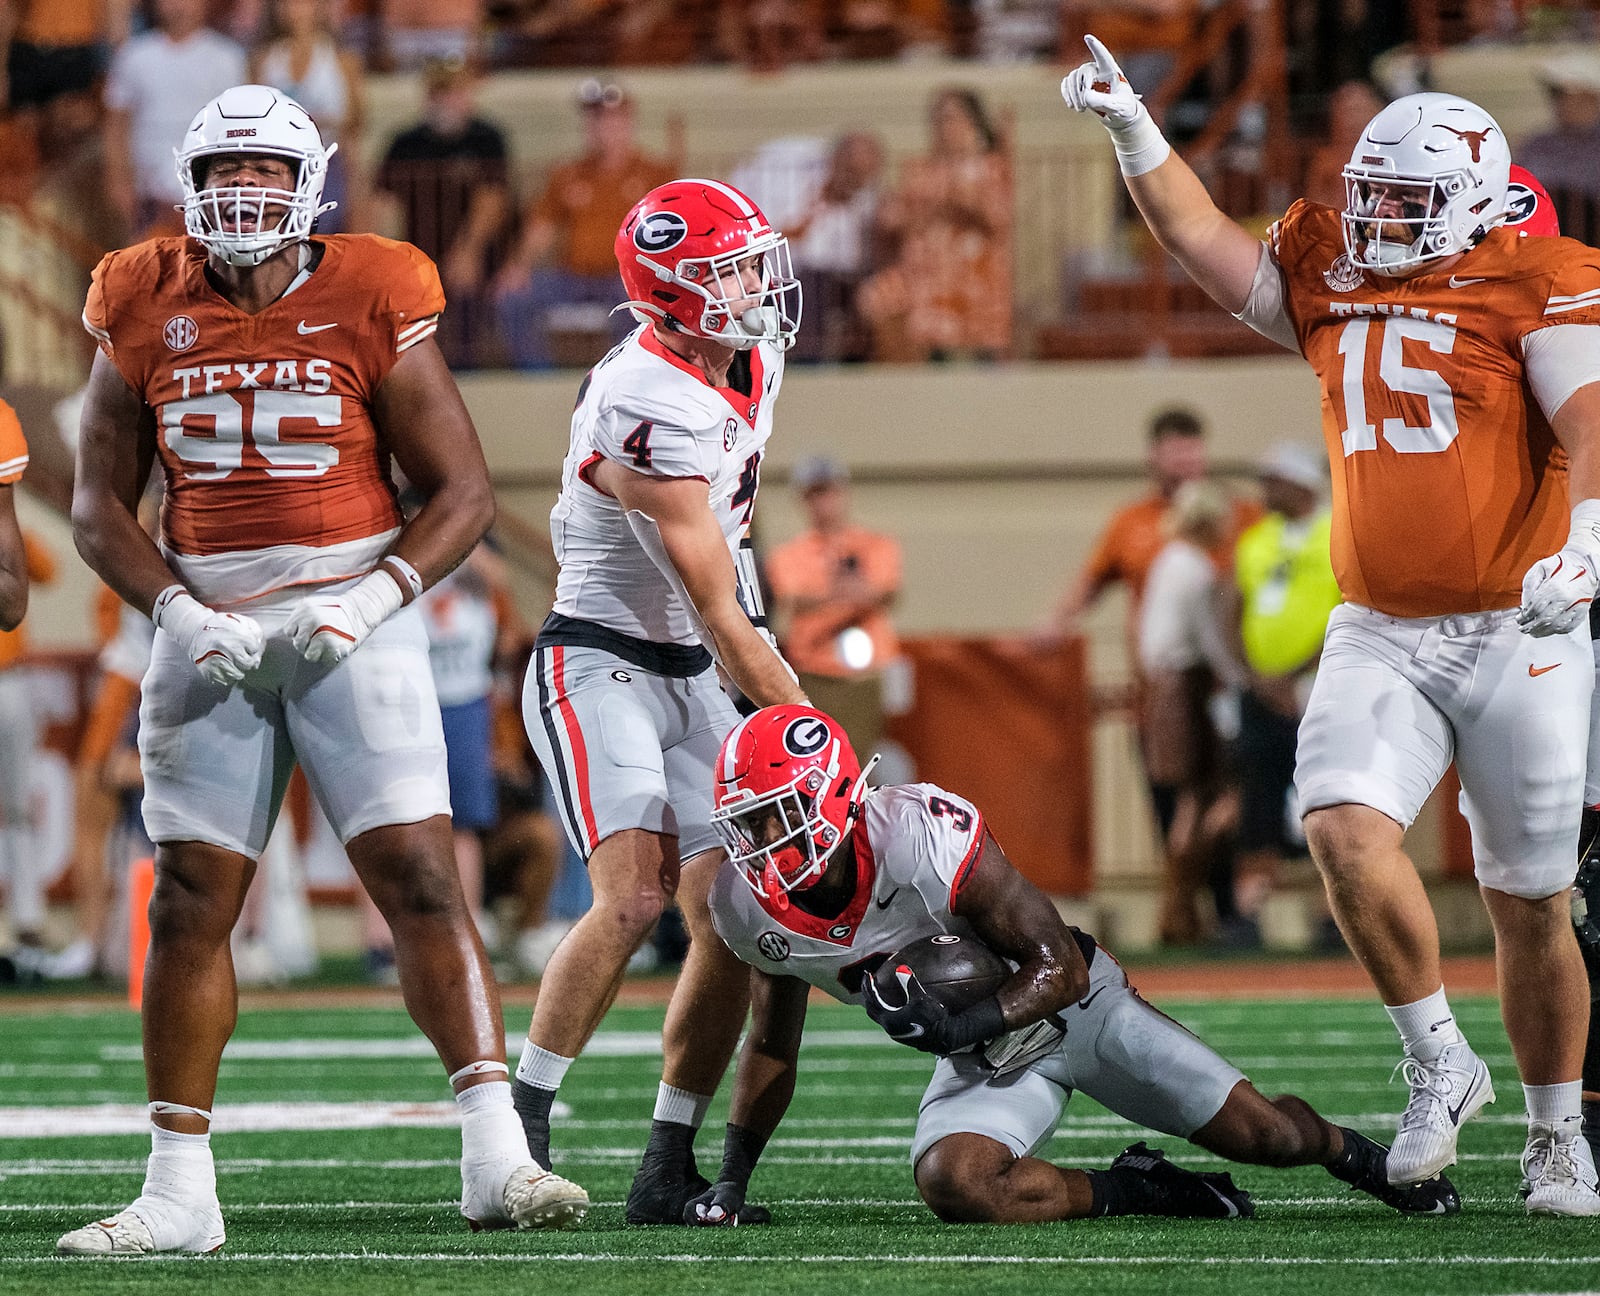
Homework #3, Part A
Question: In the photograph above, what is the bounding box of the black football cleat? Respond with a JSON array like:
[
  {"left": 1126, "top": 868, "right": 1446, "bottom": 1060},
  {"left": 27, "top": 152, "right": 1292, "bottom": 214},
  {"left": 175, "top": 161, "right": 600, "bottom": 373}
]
[
  {"left": 1329, "top": 1127, "right": 1460, "bottom": 1215},
  {"left": 1110, "top": 1142, "right": 1255, "bottom": 1219}
]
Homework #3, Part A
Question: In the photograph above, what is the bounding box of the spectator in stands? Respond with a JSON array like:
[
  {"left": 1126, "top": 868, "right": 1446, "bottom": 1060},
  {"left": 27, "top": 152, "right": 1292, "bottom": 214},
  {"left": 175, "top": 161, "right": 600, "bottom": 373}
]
[
  {"left": 0, "top": 402, "right": 56, "bottom": 974},
  {"left": 379, "top": 0, "right": 485, "bottom": 69},
  {"left": 102, "top": 0, "right": 246, "bottom": 240},
  {"left": 1302, "top": 79, "right": 1386, "bottom": 209},
  {"left": 373, "top": 55, "right": 510, "bottom": 366},
  {"left": 496, "top": 0, "right": 702, "bottom": 67},
  {"left": 249, "top": 0, "right": 365, "bottom": 234},
  {"left": 1216, "top": 442, "right": 1341, "bottom": 948},
  {"left": 857, "top": 86, "right": 1012, "bottom": 362},
  {"left": 1519, "top": 52, "right": 1600, "bottom": 235},
  {"left": 490, "top": 79, "right": 672, "bottom": 369},
  {"left": 787, "top": 129, "right": 885, "bottom": 363},
  {"left": 767, "top": 455, "right": 902, "bottom": 758},
  {"left": 973, "top": 0, "right": 1063, "bottom": 62},
  {"left": 0, "top": 0, "right": 124, "bottom": 165},
  {"left": 714, "top": 1, "right": 827, "bottom": 72},
  {"left": 1138, "top": 479, "right": 1243, "bottom": 946},
  {"left": 1041, "top": 406, "right": 1257, "bottom": 911}
]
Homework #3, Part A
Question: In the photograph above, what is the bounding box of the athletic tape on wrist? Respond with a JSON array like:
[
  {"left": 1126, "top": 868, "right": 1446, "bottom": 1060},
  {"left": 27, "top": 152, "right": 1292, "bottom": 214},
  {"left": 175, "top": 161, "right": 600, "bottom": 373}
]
[{"left": 383, "top": 555, "right": 425, "bottom": 601}]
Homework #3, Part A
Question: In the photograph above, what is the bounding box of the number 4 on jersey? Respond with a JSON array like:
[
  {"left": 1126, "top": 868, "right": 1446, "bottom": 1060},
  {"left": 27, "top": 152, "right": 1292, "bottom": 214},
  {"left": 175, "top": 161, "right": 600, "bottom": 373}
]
[{"left": 622, "top": 420, "right": 654, "bottom": 468}]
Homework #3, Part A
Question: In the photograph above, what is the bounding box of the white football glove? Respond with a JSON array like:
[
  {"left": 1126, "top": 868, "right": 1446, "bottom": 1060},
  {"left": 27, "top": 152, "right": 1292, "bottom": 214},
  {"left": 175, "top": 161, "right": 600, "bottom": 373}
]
[
  {"left": 1060, "top": 35, "right": 1172, "bottom": 177},
  {"left": 152, "top": 586, "right": 265, "bottom": 687},
  {"left": 1519, "top": 500, "right": 1600, "bottom": 637},
  {"left": 284, "top": 569, "right": 405, "bottom": 666}
]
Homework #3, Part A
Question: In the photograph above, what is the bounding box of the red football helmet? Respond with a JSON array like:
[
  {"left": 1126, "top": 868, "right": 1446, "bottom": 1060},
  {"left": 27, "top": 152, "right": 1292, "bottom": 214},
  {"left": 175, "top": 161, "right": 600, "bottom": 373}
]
[
  {"left": 615, "top": 178, "right": 801, "bottom": 351},
  {"left": 711, "top": 705, "right": 870, "bottom": 906},
  {"left": 1506, "top": 163, "right": 1561, "bottom": 238}
]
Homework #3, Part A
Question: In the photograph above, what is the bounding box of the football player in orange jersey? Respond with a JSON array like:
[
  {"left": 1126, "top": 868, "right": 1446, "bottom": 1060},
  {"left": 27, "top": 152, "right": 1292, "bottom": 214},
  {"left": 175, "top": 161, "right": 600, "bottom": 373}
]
[
  {"left": 0, "top": 398, "right": 28, "bottom": 631},
  {"left": 59, "top": 85, "right": 588, "bottom": 1256},
  {"left": 1064, "top": 40, "right": 1600, "bottom": 1214}
]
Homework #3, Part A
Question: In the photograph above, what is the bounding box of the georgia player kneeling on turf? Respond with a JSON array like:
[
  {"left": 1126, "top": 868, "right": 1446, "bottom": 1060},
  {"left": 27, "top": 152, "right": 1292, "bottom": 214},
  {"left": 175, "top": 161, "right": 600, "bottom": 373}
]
[{"left": 689, "top": 705, "right": 1461, "bottom": 1225}]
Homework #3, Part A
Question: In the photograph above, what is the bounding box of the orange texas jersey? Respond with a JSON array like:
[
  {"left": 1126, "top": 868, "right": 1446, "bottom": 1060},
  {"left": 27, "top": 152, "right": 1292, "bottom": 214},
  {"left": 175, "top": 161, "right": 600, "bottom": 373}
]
[
  {"left": 0, "top": 398, "right": 26, "bottom": 484},
  {"left": 82, "top": 234, "right": 443, "bottom": 560},
  {"left": 1268, "top": 200, "right": 1600, "bottom": 618}
]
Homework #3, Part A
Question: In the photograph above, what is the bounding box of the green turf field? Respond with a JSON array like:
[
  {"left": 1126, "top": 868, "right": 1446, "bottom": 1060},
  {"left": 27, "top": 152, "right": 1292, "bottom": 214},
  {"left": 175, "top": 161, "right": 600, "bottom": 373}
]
[{"left": 1, "top": 992, "right": 1595, "bottom": 1296}]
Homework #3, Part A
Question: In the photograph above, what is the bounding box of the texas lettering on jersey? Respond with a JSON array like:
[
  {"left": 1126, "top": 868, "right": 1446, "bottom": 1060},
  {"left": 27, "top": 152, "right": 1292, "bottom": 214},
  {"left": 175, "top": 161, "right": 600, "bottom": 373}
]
[
  {"left": 548, "top": 324, "right": 785, "bottom": 646},
  {"left": 82, "top": 234, "right": 442, "bottom": 571},
  {"left": 1267, "top": 201, "right": 1600, "bottom": 617},
  {"left": 709, "top": 783, "right": 987, "bottom": 1004}
]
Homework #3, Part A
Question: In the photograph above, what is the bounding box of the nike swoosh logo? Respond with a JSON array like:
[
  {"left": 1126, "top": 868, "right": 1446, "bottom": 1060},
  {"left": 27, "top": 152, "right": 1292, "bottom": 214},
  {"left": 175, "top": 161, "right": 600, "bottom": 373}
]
[
  {"left": 1206, "top": 1183, "right": 1243, "bottom": 1218},
  {"left": 298, "top": 321, "right": 338, "bottom": 334},
  {"left": 874, "top": 889, "right": 900, "bottom": 910},
  {"left": 894, "top": 1022, "right": 925, "bottom": 1040},
  {"left": 1448, "top": 275, "right": 1485, "bottom": 288},
  {"left": 1529, "top": 663, "right": 1561, "bottom": 677},
  {"left": 1446, "top": 1070, "right": 1488, "bottom": 1124},
  {"left": 1076, "top": 985, "right": 1106, "bottom": 1011}
]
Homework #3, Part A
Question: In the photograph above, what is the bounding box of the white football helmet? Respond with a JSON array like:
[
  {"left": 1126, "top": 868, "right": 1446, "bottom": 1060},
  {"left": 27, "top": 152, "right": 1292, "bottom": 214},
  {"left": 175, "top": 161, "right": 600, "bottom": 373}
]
[
  {"left": 1341, "top": 92, "right": 1510, "bottom": 277},
  {"left": 176, "top": 85, "right": 336, "bottom": 267}
]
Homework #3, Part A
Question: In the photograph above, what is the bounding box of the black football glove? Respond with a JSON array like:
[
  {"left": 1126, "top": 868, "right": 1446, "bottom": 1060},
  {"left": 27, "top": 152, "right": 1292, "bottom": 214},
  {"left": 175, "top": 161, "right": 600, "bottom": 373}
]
[{"left": 862, "top": 964, "right": 1006, "bottom": 1055}]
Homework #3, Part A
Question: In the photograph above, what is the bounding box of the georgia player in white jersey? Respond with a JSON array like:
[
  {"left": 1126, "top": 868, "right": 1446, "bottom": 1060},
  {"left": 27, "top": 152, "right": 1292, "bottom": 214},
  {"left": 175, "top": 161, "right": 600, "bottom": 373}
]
[
  {"left": 512, "top": 178, "right": 809, "bottom": 1223},
  {"left": 689, "top": 705, "right": 1460, "bottom": 1226}
]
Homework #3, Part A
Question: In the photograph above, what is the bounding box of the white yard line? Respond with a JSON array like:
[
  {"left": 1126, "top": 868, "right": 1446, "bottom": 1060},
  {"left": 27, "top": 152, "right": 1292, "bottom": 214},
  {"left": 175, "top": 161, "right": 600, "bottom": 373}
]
[{"left": 12, "top": 1252, "right": 1600, "bottom": 1267}]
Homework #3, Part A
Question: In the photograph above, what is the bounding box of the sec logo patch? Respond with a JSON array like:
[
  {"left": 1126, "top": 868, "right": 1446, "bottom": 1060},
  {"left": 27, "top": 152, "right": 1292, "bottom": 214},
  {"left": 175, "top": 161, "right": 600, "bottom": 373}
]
[
  {"left": 163, "top": 315, "right": 199, "bottom": 352},
  {"left": 757, "top": 931, "right": 790, "bottom": 962}
]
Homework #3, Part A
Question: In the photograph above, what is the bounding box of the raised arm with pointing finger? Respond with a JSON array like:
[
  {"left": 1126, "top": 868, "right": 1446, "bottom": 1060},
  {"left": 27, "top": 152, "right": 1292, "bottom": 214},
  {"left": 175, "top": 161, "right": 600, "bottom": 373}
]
[{"left": 1064, "top": 35, "right": 1600, "bottom": 1214}]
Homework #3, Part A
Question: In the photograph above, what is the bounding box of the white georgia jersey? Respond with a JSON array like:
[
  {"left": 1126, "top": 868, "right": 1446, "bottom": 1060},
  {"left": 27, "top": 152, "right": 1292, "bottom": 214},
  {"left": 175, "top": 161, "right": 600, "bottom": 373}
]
[
  {"left": 549, "top": 323, "right": 784, "bottom": 647},
  {"left": 709, "top": 782, "right": 988, "bottom": 1004}
]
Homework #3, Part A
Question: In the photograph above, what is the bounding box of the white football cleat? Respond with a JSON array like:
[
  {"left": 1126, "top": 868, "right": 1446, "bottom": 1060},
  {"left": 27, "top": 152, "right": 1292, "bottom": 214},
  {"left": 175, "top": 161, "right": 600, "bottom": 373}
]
[
  {"left": 1523, "top": 1123, "right": 1600, "bottom": 1216},
  {"left": 57, "top": 1196, "right": 225, "bottom": 1255},
  {"left": 462, "top": 1162, "right": 589, "bottom": 1231},
  {"left": 1386, "top": 1039, "right": 1495, "bottom": 1185}
]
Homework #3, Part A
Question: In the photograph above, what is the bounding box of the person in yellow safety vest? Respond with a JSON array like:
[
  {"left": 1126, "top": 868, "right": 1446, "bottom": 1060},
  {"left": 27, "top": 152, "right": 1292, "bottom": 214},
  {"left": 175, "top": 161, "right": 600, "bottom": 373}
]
[{"left": 1217, "top": 443, "right": 1342, "bottom": 947}]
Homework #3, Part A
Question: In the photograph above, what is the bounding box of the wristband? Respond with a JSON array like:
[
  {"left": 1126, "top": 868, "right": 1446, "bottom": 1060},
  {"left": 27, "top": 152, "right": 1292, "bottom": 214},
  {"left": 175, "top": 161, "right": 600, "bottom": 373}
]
[
  {"left": 151, "top": 584, "right": 208, "bottom": 640},
  {"left": 1567, "top": 498, "right": 1600, "bottom": 556},
  {"left": 382, "top": 555, "right": 425, "bottom": 602}
]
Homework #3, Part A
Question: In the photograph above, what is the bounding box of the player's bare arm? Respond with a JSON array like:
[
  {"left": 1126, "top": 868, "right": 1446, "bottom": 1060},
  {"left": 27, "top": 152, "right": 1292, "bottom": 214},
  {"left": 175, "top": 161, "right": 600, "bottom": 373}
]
[
  {"left": 73, "top": 351, "right": 267, "bottom": 687},
  {"left": 72, "top": 351, "right": 172, "bottom": 615},
  {"left": 283, "top": 337, "right": 494, "bottom": 666},
  {"left": 686, "top": 969, "right": 809, "bottom": 1225},
  {"left": 952, "top": 834, "right": 1092, "bottom": 1024},
  {"left": 372, "top": 336, "right": 495, "bottom": 588},
  {"left": 596, "top": 457, "right": 806, "bottom": 708},
  {"left": 1061, "top": 35, "right": 1260, "bottom": 314},
  {"left": 0, "top": 484, "right": 25, "bottom": 631}
]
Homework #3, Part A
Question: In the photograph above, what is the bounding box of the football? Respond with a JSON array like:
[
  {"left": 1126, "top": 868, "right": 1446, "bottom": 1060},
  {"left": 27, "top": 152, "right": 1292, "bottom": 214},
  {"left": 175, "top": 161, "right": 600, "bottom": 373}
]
[{"left": 873, "top": 932, "right": 1009, "bottom": 1014}]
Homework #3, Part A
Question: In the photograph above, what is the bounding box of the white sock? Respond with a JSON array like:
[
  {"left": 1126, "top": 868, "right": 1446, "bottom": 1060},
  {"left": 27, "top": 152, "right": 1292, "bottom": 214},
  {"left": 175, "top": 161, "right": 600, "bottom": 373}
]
[
  {"left": 654, "top": 1083, "right": 711, "bottom": 1128},
  {"left": 457, "top": 1079, "right": 528, "bottom": 1166},
  {"left": 515, "top": 1040, "right": 573, "bottom": 1092},
  {"left": 1525, "top": 1080, "right": 1583, "bottom": 1132},
  {"left": 143, "top": 1123, "right": 216, "bottom": 1202},
  {"left": 1386, "top": 988, "right": 1463, "bottom": 1062}
]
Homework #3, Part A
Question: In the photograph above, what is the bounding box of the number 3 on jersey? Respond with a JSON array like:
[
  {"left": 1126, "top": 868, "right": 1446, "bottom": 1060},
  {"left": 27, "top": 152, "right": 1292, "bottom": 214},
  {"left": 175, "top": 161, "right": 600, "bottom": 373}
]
[{"left": 1336, "top": 316, "right": 1459, "bottom": 457}]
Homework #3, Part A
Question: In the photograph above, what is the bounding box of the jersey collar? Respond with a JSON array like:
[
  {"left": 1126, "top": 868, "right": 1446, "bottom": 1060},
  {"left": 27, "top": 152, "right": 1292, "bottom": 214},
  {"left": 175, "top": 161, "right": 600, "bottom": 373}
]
[
  {"left": 754, "top": 823, "right": 876, "bottom": 946},
  {"left": 638, "top": 328, "right": 766, "bottom": 428}
]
